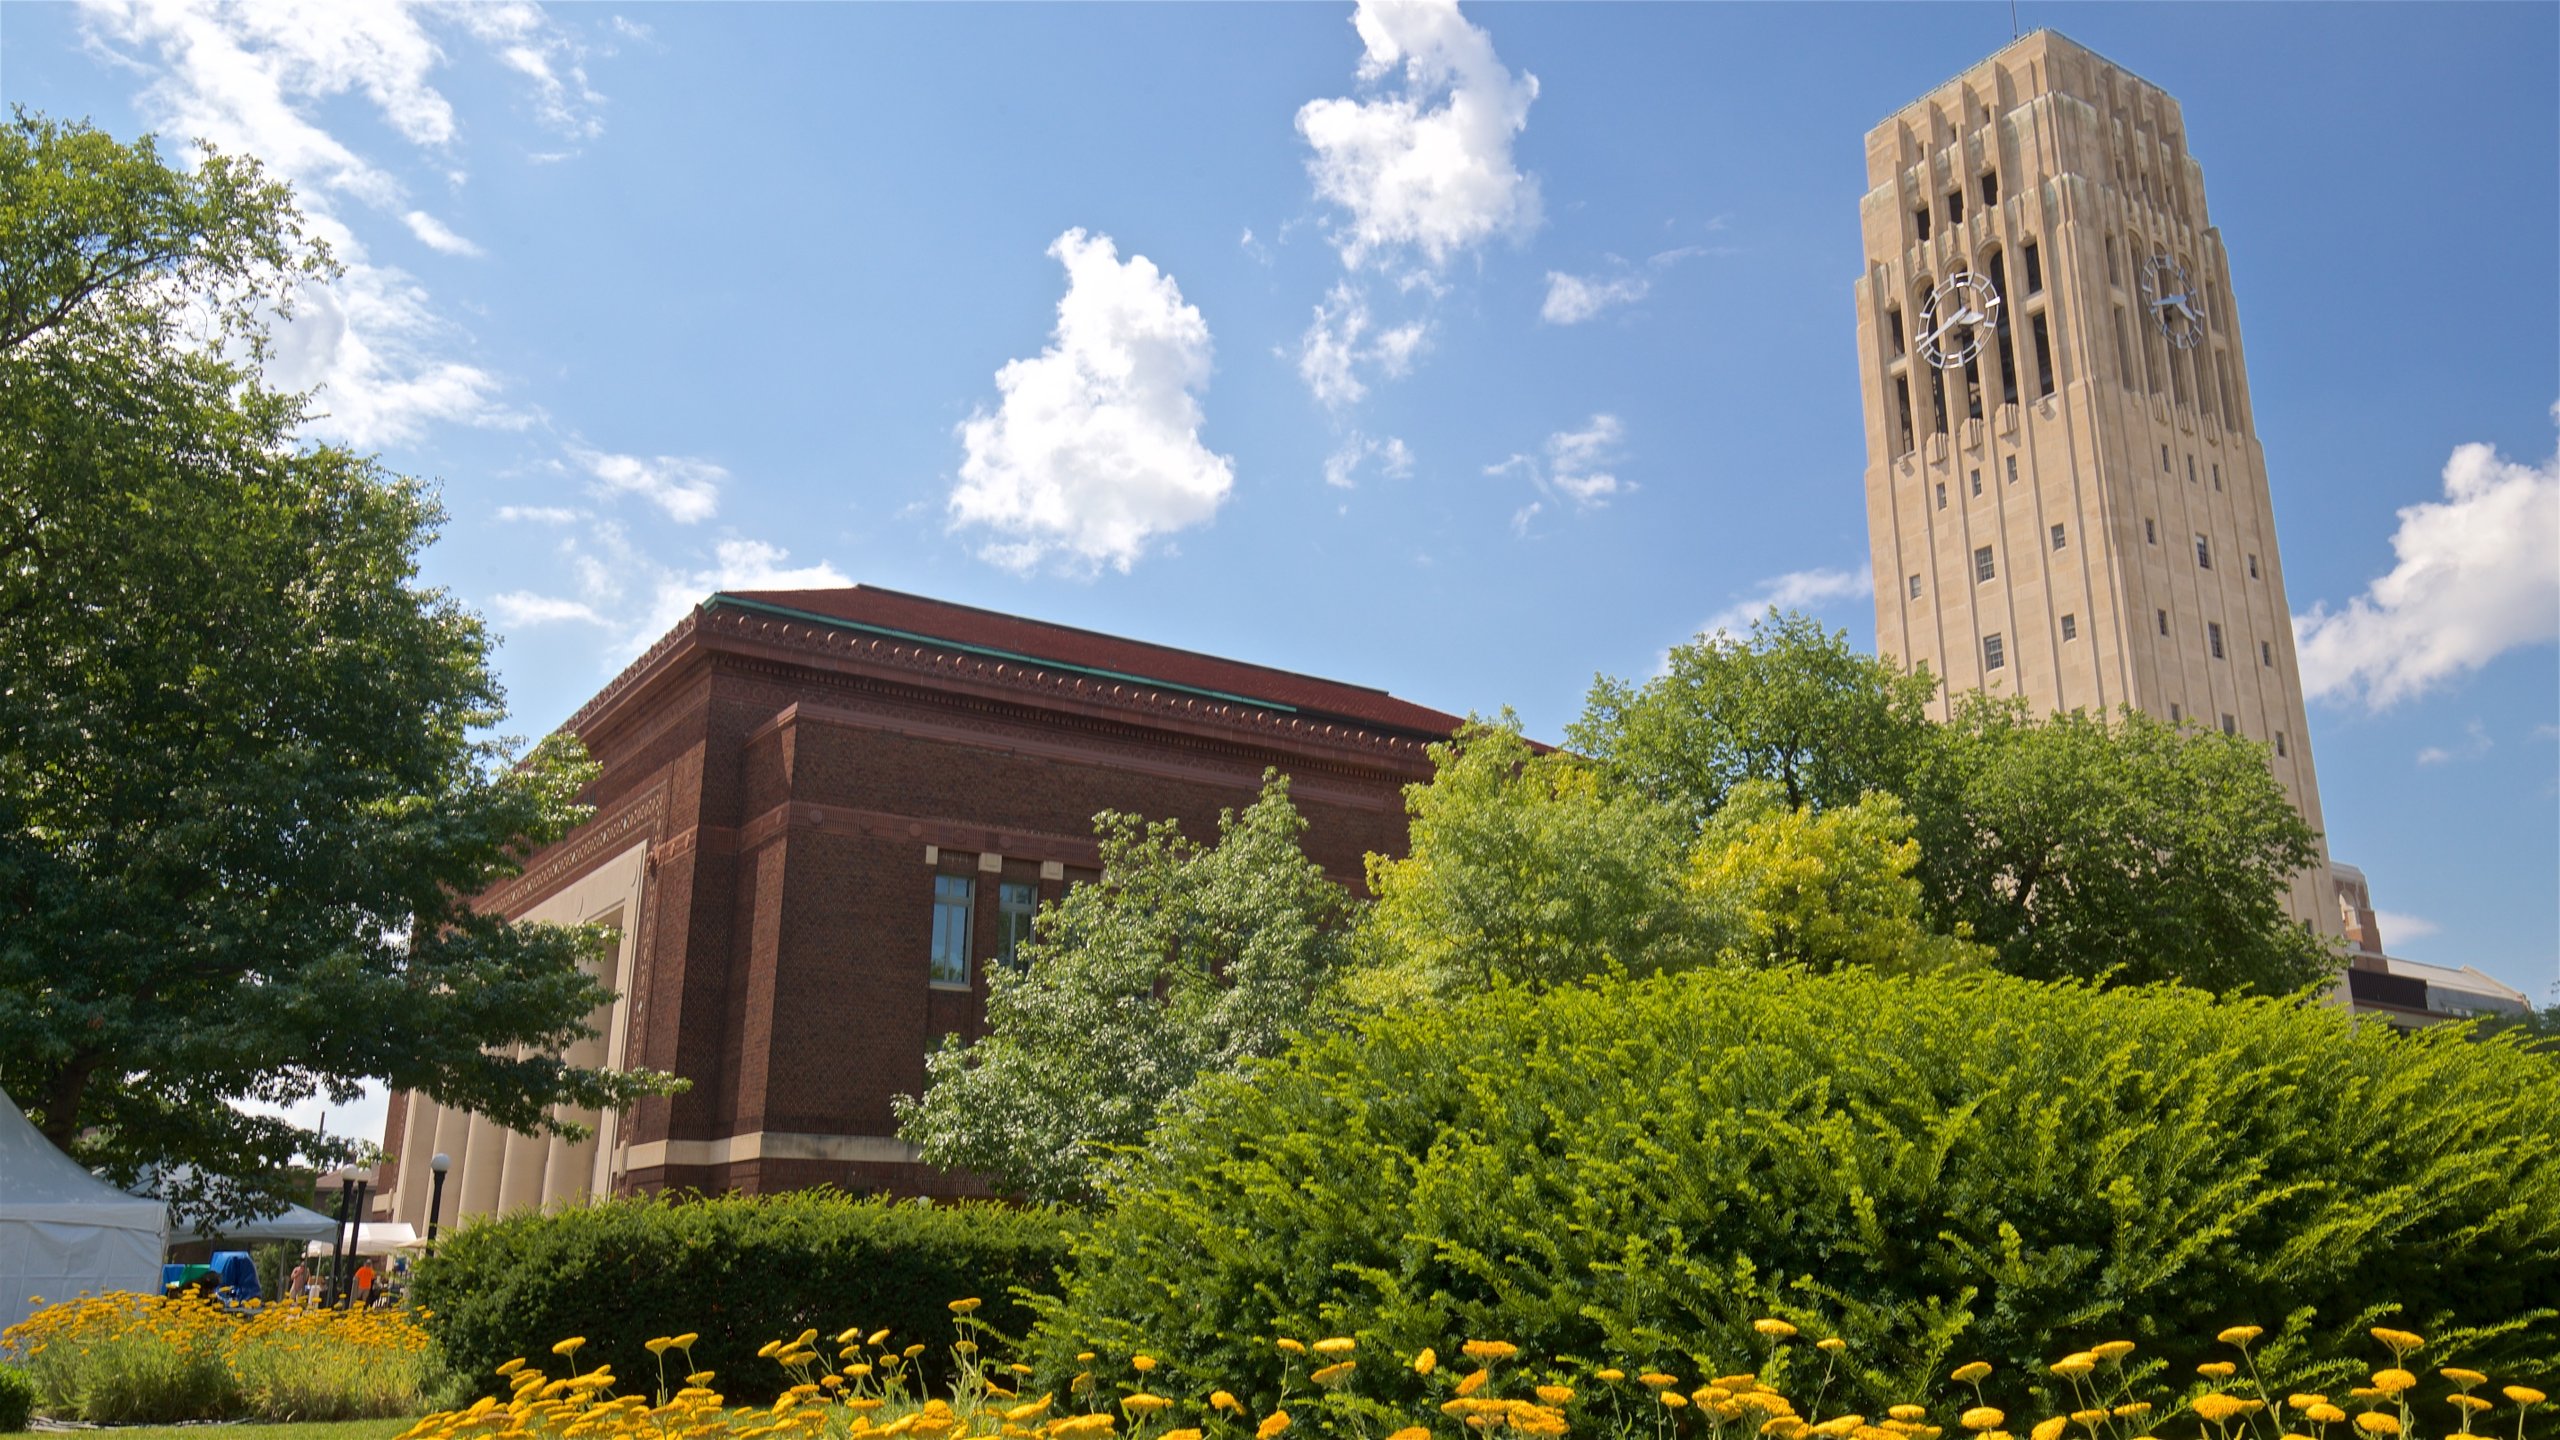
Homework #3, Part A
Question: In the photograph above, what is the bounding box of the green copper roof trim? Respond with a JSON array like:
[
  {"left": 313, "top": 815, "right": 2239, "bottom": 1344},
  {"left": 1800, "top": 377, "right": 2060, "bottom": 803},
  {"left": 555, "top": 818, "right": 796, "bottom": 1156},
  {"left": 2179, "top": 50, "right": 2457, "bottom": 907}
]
[{"left": 705, "top": 593, "right": 1299, "bottom": 714}]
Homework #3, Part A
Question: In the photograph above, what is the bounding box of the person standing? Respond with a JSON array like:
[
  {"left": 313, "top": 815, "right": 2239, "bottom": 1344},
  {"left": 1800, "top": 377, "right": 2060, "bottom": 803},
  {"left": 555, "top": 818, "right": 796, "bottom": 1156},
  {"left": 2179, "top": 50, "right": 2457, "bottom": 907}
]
[{"left": 286, "top": 1261, "right": 308, "bottom": 1303}]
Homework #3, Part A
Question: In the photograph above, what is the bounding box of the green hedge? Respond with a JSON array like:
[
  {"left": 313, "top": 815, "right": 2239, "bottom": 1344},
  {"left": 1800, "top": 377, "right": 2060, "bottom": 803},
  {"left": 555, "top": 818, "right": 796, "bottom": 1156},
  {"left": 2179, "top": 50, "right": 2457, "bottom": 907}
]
[
  {"left": 411, "top": 1190, "right": 1077, "bottom": 1401},
  {"left": 1034, "top": 968, "right": 2560, "bottom": 1416},
  {"left": 0, "top": 1363, "right": 31, "bottom": 1432}
]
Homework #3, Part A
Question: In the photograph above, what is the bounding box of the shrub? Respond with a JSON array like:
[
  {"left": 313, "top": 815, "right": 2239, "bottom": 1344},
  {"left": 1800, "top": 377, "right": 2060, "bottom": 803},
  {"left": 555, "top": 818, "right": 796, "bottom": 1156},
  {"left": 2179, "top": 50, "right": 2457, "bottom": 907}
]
[
  {"left": 0, "top": 1291, "right": 429, "bottom": 1423},
  {"left": 1034, "top": 968, "right": 2560, "bottom": 1416},
  {"left": 0, "top": 1363, "right": 31, "bottom": 1432},
  {"left": 410, "top": 1189, "right": 1078, "bottom": 1402}
]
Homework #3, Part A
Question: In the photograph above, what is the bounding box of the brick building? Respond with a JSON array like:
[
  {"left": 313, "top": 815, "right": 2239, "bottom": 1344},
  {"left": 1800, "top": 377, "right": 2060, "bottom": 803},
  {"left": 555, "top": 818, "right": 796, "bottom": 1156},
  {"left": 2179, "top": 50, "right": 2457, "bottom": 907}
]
[{"left": 376, "top": 587, "right": 1461, "bottom": 1222}]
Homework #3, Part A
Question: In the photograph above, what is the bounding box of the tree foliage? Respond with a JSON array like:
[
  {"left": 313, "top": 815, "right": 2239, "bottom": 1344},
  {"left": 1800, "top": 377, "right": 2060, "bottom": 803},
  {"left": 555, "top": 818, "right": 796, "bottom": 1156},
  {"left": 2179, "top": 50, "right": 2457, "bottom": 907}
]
[
  {"left": 1355, "top": 720, "right": 1716, "bottom": 1003},
  {"left": 897, "top": 773, "right": 1353, "bottom": 1205},
  {"left": 0, "top": 111, "right": 669, "bottom": 1223},
  {"left": 1692, "top": 779, "right": 1987, "bottom": 975}
]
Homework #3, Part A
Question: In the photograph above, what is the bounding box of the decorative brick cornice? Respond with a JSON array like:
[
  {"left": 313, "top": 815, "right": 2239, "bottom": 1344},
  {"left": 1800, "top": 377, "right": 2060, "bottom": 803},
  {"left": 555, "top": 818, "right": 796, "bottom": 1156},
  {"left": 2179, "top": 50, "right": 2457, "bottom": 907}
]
[{"left": 483, "top": 781, "right": 670, "bottom": 919}]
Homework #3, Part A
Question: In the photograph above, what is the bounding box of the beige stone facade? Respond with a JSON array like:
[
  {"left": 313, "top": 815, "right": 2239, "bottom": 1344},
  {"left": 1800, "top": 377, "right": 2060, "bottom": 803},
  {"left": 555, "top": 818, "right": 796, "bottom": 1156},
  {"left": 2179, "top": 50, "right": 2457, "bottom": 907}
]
[{"left": 1851, "top": 31, "right": 2338, "bottom": 933}]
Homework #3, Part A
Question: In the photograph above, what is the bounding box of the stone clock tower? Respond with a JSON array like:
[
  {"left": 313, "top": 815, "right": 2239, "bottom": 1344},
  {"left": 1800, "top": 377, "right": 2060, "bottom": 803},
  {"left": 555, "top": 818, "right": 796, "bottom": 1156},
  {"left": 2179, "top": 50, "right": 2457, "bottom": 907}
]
[{"left": 1850, "top": 30, "right": 2339, "bottom": 935}]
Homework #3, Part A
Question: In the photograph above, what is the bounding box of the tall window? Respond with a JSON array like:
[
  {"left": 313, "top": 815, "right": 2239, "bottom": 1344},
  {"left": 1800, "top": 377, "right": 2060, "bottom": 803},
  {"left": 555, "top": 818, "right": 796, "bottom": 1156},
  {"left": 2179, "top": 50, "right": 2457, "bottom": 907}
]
[
  {"left": 2145, "top": 517, "right": 2157, "bottom": 545},
  {"left": 1887, "top": 305, "right": 1905, "bottom": 355},
  {"left": 2005, "top": 455, "right": 2018, "bottom": 484},
  {"left": 2061, "top": 613, "right": 2078, "bottom": 641},
  {"left": 2248, "top": 553, "right": 2260, "bottom": 579},
  {"left": 1980, "top": 170, "right": 2000, "bottom": 206},
  {"left": 2050, "top": 522, "right": 2068, "bottom": 551},
  {"left": 2261, "top": 640, "right": 2274, "bottom": 668},
  {"left": 2113, "top": 308, "right": 2133, "bottom": 388},
  {"left": 2030, "top": 312, "right": 2056, "bottom": 397},
  {"left": 1936, "top": 482, "right": 1947, "bottom": 510},
  {"left": 1908, "top": 573, "right": 1923, "bottom": 600},
  {"left": 2157, "top": 609, "right": 2170, "bottom": 637},
  {"left": 2213, "top": 463, "right": 2223, "bottom": 491},
  {"left": 2276, "top": 731, "right": 2288, "bottom": 757},
  {"left": 2208, "top": 621, "right": 2225, "bottom": 659},
  {"left": 2022, "top": 238, "right": 2043, "bottom": 294},
  {"left": 1983, "top": 633, "right": 2006, "bottom": 671},
  {"left": 2170, "top": 702, "right": 2183, "bottom": 725},
  {"left": 1947, "top": 187, "right": 1965, "bottom": 224},
  {"left": 929, "top": 875, "right": 975, "bottom": 987},
  {"left": 1893, "top": 376, "right": 1916, "bottom": 453},
  {"left": 2194, "top": 534, "right": 2212, "bottom": 569},
  {"left": 1974, "top": 545, "right": 1996, "bottom": 582},
  {"left": 1914, "top": 204, "right": 1932, "bottom": 242},
  {"left": 2221, "top": 714, "right": 2238, "bottom": 736},
  {"left": 1971, "top": 467, "right": 1983, "bottom": 497},
  {"left": 2187, "top": 455, "right": 2197, "bottom": 484},
  {"left": 997, "top": 882, "right": 1038, "bottom": 968}
]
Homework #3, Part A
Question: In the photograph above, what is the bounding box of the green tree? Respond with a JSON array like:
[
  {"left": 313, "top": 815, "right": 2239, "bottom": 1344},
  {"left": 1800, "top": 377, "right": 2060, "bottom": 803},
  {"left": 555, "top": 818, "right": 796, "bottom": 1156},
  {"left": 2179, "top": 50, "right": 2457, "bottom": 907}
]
[
  {"left": 1571, "top": 609, "right": 1940, "bottom": 825},
  {"left": 1354, "top": 719, "right": 1718, "bottom": 1003},
  {"left": 897, "top": 773, "right": 1353, "bottom": 1205},
  {"left": 1907, "top": 695, "right": 2334, "bottom": 992},
  {"left": 0, "top": 112, "right": 669, "bottom": 1224},
  {"left": 1692, "top": 779, "right": 1988, "bottom": 975}
]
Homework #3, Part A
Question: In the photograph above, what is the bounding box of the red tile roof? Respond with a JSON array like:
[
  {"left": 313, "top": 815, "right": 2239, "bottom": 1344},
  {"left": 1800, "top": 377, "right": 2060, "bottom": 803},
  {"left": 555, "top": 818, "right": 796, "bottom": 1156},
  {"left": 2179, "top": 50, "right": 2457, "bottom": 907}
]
[{"left": 717, "top": 587, "right": 1465, "bottom": 741}]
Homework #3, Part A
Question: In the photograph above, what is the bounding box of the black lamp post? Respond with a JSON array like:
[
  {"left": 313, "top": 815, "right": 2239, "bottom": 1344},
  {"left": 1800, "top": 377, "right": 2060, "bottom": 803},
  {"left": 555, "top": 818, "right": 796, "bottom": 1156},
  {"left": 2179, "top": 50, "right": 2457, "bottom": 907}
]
[{"left": 425, "top": 1152, "right": 451, "bottom": 1255}]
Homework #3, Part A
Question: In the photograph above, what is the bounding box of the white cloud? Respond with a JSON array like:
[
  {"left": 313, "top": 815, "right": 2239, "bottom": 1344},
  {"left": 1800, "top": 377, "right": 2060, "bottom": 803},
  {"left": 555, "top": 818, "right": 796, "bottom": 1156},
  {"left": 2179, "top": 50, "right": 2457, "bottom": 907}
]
[
  {"left": 2296, "top": 414, "right": 2560, "bottom": 708},
  {"left": 2415, "top": 719, "right": 2493, "bottom": 767},
  {"left": 402, "top": 208, "right": 482, "bottom": 256},
  {"left": 571, "top": 446, "right": 724, "bottom": 524},
  {"left": 77, "top": 0, "right": 601, "bottom": 447},
  {"left": 495, "top": 504, "right": 581, "bottom": 524},
  {"left": 1541, "top": 271, "right": 1648, "bottom": 326},
  {"left": 2374, "top": 910, "right": 2440, "bottom": 943},
  {"left": 1489, "top": 414, "right": 1629, "bottom": 523},
  {"left": 1295, "top": 282, "right": 1434, "bottom": 410},
  {"left": 1294, "top": 0, "right": 1540, "bottom": 272},
  {"left": 1324, "top": 432, "right": 1414, "bottom": 489},
  {"left": 950, "top": 229, "right": 1234, "bottom": 575},
  {"left": 489, "top": 524, "right": 850, "bottom": 665},
  {"left": 1696, "top": 566, "right": 1873, "bottom": 642}
]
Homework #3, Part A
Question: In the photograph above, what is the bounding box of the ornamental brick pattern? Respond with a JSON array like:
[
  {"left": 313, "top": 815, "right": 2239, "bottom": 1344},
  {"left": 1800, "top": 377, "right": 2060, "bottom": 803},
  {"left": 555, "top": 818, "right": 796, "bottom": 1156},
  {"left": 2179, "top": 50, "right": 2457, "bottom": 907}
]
[{"left": 381, "top": 588, "right": 1459, "bottom": 1217}]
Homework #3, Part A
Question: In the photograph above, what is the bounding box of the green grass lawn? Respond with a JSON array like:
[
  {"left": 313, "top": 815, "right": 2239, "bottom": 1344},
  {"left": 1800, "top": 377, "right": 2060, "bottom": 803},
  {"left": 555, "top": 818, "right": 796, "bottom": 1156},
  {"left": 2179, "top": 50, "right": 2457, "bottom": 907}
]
[{"left": 32, "top": 1421, "right": 417, "bottom": 1440}]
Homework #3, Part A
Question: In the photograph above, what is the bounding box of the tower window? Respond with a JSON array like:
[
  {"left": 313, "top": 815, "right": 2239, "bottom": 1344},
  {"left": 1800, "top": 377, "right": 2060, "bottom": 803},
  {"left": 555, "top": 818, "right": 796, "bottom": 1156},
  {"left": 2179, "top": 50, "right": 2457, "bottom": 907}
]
[
  {"left": 2113, "top": 308, "right": 2134, "bottom": 388},
  {"left": 2157, "top": 609, "right": 2170, "bottom": 636},
  {"left": 2213, "top": 463, "right": 2223, "bottom": 491},
  {"left": 2170, "top": 702, "right": 2183, "bottom": 724},
  {"left": 2031, "top": 311, "right": 2056, "bottom": 396},
  {"left": 2022, "top": 239, "right": 2043, "bottom": 294},
  {"left": 1887, "top": 305, "right": 1905, "bottom": 355},
  {"left": 2221, "top": 713, "right": 2238, "bottom": 737},
  {"left": 1947, "top": 187, "right": 1965, "bottom": 224},
  {"left": 2248, "top": 553, "right": 2260, "bottom": 579},
  {"left": 1974, "top": 545, "right": 1997, "bottom": 582},
  {"left": 2208, "top": 621, "right": 2225, "bottom": 659},
  {"left": 2162, "top": 444, "right": 2172, "bottom": 472},
  {"left": 2276, "top": 731, "right": 2288, "bottom": 757},
  {"left": 2218, "top": 353, "right": 2239, "bottom": 420},
  {"left": 2261, "top": 640, "right": 2273, "bottom": 667},
  {"left": 1936, "top": 482, "right": 1948, "bottom": 510},
  {"left": 2145, "top": 517, "right": 2157, "bottom": 545},
  {"left": 1971, "top": 467, "right": 1983, "bottom": 497},
  {"left": 1928, "top": 360, "right": 1950, "bottom": 433},
  {"left": 1909, "top": 573, "right": 1923, "bottom": 600},
  {"left": 2107, "top": 236, "right": 2121, "bottom": 285},
  {"left": 2006, "top": 455, "right": 2019, "bottom": 484},
  {"left": 998, "top": 881, "right": 1039, "bottom": 968},
  {"left": 2051, "top": 522, "right": 2068, "bottom": 550},
  {"left": 1893, "top": 376, "right": 1916, "bottom": 454},
  {"left": 2187, "top": 455, "right": 2197, "bottom": 484},
  {"left": 1983, "top": 633, "right": 2006, "bottom": 671},
  {"left": 1980, "top": 170, "right": 2000, "bottom": 206},
  {"left": 1914, "top": 204, "right": 1933, "bottom": 241},
  {"left": 2061, "top": 613, "right": 2079, "bottom": 641},
  {"left": 2194, "top": 534, "right": 2212, "bottom": 569}
]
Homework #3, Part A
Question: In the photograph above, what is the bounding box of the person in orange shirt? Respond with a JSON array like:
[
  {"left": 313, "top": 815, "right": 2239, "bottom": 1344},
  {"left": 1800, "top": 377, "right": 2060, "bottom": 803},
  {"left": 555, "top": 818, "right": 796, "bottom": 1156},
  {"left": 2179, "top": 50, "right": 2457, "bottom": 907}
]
[{"left": 353, "top": 1261, "right": 376, "bottom": 1306}]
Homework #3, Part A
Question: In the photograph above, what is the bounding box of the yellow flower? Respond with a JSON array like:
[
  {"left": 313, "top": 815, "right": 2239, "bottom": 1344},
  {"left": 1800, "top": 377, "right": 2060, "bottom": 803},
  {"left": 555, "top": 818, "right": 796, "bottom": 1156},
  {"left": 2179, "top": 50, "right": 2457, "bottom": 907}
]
[
  {"left": 1311, "top": 1361, "right": 1356, "bottom": 1387},
  {"left": 1818, "top": 1338, "right": 1848, "bottom": 1354},
  {"left": 1457, "top": 1370, "right": 1492, "bottom": 1397},
  {"left": 2198, "top": 1363, "right": 2238, "bottom": 1379},
  {"left": 1121, "top": 1395, "right": 1173, "bottom": 1414},
  {"left": 1756, "top": 1319, "right": 1800, "bottom": 1338},
  {"left": 553, "top": 1338, "right": 588, "bottom": 1357},
  {"left": 2218, "top": 1327, "right": 2265, "bottom": 1347},
  {"left": 2504, "top": 1388, "right": 2546, "bottom": 1405},
  {"left": 1597, "top": 1369, "right": 1626, "bottom": 1383},
  {"left": 903, "top": 1344, "right": 926, "bottom": 1359},
  {"left": 1527, "top": 1386, "right": 1571, "bottom": 1406},
  {"left": 2449, "top": 1397, "right": 2492, "bottom": 1414},
  {"left": 1275, "top": 1339, "right": 1306, "bottom": 1356},
  {"left": 869, "top": 1329, "right": 892, "bottom": 1346},
  {"left": 2441, "top": 1368, "right": 2487, "bottom": 1388},
  {"left": 2048, "top": 1356, "right": 2095, "bottom": 1380},
  {"left": 1890, "top": 1407, "right": 1928, "bottom": 1422},
  {"left": 2370, "top": 1329, "right": 2425, "bottom": 1357},
  {"left": 497, "top": 1359, "right": 528, "bottom": 1377},
  {"left": 1007, "top": 1399, "right": 1056, "bottom": 1422},
  {"left": 1952, "top": 1363, "right": 1993, "bottom": 1386},
  {"left": 2289, "top": 1397, "right": 2330, "bottom": 1412},
  {"left": 1641, "top": 1373, "right": 1681, "bottom": 1390},
  {"left": 647, "top": 1337, "right": 677, "bottom": 1355},
  {"left": 1388, "top": 1430, "right": 1432, "bottom": 1440},
  {"left": 1129, "top": 1355, "right": 1157, "bottom": 1373},
  {"left": 1464, "top": 1340, "right": 1521, "bottom": 1362},
  {"left": 2193, "top": 1396, "right": 2252, "bottom": 1425},
  {"left": 2112, "top": 1405, "right": 2152, "bottom": 1420},
  {"left": 1163, "top": 1431, "right": 1203, "bottom": 1440},
  {"left": 2307, "top": 1405, "right": 2348, "bottom": 1424},
  {"left": 2070, "top": 1412, "right": 2110, "bottom": 1429},
  {"left": 1314, "top": 1337, "right": 1357, "bottom": 1354},
  {"left": 1255, "top": 1411, "right": 1291, "bottom": 1440},
  {"left": 948, "top": 1299, "right": 983, "bottom": 1315},
  {"left": 2371, "top": 1370, "right": 2416, "bottom": 1397},
  {"left": 2353, "top": 1416, "right": 2400, "bottom": 1438},
  {"left": 2031, "top": 1420, "right": 2068, "bottom": 1440},
  {"left": 1662, "top": 1393, "right": 1691, "bottom": 1410},
  {"left": 1961, "top": 1408, "right": 2004, "bottom": 1431},
  {"left": 1211, "top": 1392, "right": 1242, "bottom": 1414}
]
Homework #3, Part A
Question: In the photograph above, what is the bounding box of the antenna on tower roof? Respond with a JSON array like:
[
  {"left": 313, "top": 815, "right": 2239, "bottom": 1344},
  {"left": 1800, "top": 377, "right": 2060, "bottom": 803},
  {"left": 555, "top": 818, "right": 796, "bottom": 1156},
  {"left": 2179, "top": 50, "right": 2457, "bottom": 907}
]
[{"left": 2010, "top": 0, "right": 2021, "bottom": 40}]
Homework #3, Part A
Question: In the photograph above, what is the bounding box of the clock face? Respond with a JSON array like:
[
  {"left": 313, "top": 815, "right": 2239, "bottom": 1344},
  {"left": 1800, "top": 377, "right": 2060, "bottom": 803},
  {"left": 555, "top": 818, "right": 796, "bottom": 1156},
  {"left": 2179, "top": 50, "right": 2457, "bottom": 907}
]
[
  {"left": 2142, "top": 253, "right": 2205, "bottom": 350},
  {"left": 1917, "top": 271, "right": 2002, "bottom": 370}
]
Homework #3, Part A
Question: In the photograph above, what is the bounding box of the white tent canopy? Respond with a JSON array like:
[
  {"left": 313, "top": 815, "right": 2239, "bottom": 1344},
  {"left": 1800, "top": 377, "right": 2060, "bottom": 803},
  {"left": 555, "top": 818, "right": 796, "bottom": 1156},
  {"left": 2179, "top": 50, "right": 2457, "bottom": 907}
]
[
  {"left": 303, "top": 1221, "right": 419, "bottom": 1258},
  {"left": 0, "top": 1087, "right": 167, "bottom": 1335},
  {"left": 133, "top": 1166, "right": 340, "bottom": 1246}
]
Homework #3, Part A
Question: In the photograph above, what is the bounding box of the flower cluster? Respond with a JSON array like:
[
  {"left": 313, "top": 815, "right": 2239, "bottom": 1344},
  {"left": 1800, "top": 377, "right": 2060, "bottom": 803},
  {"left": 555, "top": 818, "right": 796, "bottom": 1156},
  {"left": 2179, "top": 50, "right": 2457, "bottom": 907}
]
[
  {"left": 392, "top": 1309, "right": 2549, "bottom": 1440},
  {"left": 1, "top": 1288, "right": 432, "bottom": 1423}
]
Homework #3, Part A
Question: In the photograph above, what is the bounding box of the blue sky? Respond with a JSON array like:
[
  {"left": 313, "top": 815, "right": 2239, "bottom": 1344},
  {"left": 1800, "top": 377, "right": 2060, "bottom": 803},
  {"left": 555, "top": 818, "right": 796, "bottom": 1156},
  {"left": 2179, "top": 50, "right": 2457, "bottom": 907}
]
[{"left": 13, "top": 1, "right": 2555, "bottom": 1039}]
